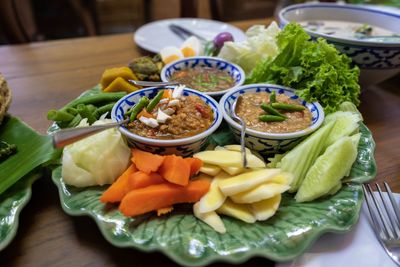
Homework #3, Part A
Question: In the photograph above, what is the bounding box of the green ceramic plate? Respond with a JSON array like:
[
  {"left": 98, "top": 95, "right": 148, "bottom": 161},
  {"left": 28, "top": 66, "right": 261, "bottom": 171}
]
[
  {"left": 0, "top": 171, "right": 41, "bottom": 250},
  {"left": 50, "top": 118, "right": 376, "bottom": 266}
]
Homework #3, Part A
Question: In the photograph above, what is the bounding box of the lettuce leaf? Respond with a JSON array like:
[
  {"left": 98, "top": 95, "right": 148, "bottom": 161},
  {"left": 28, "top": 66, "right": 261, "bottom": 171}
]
[{"left": 246, "top": 23, "right": 360, "bottom": 114}]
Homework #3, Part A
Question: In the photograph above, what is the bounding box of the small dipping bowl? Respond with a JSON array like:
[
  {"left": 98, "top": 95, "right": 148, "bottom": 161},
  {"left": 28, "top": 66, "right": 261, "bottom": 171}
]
[
  {"left": 219, "top": 84, "right": 324, "bottom": 155},
  {"left": 111, "top": 86, "right": 222, "bottom": 157},
  {"left": 160, "top": 56, "right": 245, "bottom": 98}
]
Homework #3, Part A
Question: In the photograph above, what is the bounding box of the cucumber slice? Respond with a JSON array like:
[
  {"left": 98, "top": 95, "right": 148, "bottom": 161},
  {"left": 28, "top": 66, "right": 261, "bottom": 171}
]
[
  {"left": 295, "top": 134, "right": 359, "bottom": 202},
  {"left": 324, "top": 112, "right": 361, "bottom": 147},
  {"left": 281, "top": 120, "right": 336, "bottom": 193}
]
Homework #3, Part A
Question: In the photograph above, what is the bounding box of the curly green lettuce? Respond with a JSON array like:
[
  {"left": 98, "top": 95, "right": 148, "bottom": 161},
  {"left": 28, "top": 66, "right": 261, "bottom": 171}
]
[{"left": 246, "top": 23, "right": 360, "bottom": 114}]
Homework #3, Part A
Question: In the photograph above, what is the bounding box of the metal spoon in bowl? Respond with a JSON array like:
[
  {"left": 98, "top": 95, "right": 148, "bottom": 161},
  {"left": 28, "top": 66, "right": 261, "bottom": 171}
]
[
  {"left": 231, "top": 95, "right": 248, "bottom": 168},
  {"left": 52, "top": 118, "right": 129, "bottom": 148},
  {"left": 128, "top": 80, "right": 180, "bottom": 87}
]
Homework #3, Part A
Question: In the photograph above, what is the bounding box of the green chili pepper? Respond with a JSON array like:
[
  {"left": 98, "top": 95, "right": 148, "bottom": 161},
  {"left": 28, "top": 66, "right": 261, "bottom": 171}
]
[
  {"left": 270, "top": 91, "right": 276, "bottom": 103},
  {"left": 146, "top": 90, "right": 164, "bottom": 112},
  {"left": 259, "top": 115, "right": 286, "bottom": 122},
  {"left": 77, "top": 104, "right": 97, "bottom": 124},
  {"left": 260, "top": 103, "right": 286, "bottom": 118},
  {"left": 129, "top": 96, "right": 149, "bottom": 121},
  {"left": 271, "top": 103, "right": 305, "bottom": 111},
  {"left": 47, "top": 110, "right": 75, "bottom": 122}
]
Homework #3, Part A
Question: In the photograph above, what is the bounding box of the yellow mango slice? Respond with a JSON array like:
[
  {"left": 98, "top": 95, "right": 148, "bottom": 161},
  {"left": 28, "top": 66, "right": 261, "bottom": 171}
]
[
  {"left": 103, "top": 77, "right": 140, "bottom": 93},
  {"left": 199, "top": 164, "right": 221, "bottom": 176},
  {"left": 100, "top": 66, "right": 137, "bottom": 88},
  {"left": 250, "top": 194, "right": 281, "bottom": 221},
  {"left": 270, "top": 172, "right": 294, "bottom": 185},
  {"left": 193, "top": 202, "right": 226, "bottom": 234},
  {"left": 217, "top": 199, "right": 256, "bottom": 223},
  {"left": 223, "top": 145, "right": 251, "bottom": 153},
  {"left": 193, "top": 150, "right": 265, "bottom": 168},
  {"left": 230, "top": 183, "right": 289, "bottom": 203},
  {"left": 218, "top": 168, "right": 280, "bottom": 196},
  {"left": 198, "top": 172, "right": 230, "bottom": 213},
  {"left": 221, "top": 166, "right": 243, "bottom": 175}
]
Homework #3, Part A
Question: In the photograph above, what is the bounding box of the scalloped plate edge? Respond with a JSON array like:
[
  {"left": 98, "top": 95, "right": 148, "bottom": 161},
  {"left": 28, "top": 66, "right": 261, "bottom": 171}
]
[{"left": 51, "top": 167, "right": 364, "bottom": 266}]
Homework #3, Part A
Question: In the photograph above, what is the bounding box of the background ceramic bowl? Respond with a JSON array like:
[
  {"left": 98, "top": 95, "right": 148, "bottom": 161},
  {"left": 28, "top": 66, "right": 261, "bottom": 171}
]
[
  {"left": 112, "top": 86, "right": 222, "bottom": 157},
  {"left": 160, "top": 56, "right": 245, "bottom": 98},
  {"left": 279, "top": 3, "right": 400, "bottom": 86},
  {"left": 220, "top": 84, "right": 324, "bottom": 154}
]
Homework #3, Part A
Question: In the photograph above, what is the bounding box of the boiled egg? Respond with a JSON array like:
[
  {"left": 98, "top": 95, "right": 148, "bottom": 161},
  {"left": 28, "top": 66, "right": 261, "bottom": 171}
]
[
  {"left": 160, "top": 46, "right": 184, "bottom": 65},
  {"left": 180, "top": 36, "right": 203, "bottom": 57}
]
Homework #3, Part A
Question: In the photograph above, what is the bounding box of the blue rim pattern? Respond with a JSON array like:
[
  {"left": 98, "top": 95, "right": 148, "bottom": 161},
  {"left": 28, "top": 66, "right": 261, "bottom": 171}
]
[{"left": 160, "top": 57, "right": 245, "bottom": 96}]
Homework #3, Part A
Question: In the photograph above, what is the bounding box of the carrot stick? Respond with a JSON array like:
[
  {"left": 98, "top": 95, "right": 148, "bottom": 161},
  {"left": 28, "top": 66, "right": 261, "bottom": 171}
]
[
  {"left": 159, "top": 155, "right": 191, "bottom": 186},
  {"left": 184, "top": 158, "right": 203, "bottom": 176},
  {"left": 131, "top": 149, "right": 165, "bottom": 174},
  {"left": 119, "top": 179, "right": 210, "bottom": 217},
  {"left": 100, "top": 164, "right": 137, "bottom": 203}
]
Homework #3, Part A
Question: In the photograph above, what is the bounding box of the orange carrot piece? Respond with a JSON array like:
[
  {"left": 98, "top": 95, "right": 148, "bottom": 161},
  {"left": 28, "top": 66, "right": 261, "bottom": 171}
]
[
  {"left": 119, "top": 179, "right": 211, "bottom": 217},
  {"left": 159, "top": 155, "right": 191, "bottom": 186},
  {"left": 184, "top": 158, "right": 203, "bottom": 176},
  {"left": 157, "top": 206, "right": 174, "bottom": 216},
  {"left": 137, "top": 108, "right": 153, "bottom": 119},
  {"left": 100, "top": 164, "right": 137, "bottom": 203},
  {"left": 129, "top": 171, "right": 164, "bottom": 189},
  {"left": 131, "top": 149, "right": 165, "bottom": 174}
]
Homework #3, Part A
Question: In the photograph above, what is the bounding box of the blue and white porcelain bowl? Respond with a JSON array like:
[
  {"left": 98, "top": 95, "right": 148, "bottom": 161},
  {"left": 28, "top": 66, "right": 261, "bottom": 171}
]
[
  {"left": 111, "top": 86, "right": 222, "bottom": 157},
  {"left": 279, "top": 3, "right": 400, "bottom": 86},
  {"left": 160, "top": 56, "right": 245, "bottom": 98},
  {"left": 219, "top": 84, "right": 324, "bottom": 155}
]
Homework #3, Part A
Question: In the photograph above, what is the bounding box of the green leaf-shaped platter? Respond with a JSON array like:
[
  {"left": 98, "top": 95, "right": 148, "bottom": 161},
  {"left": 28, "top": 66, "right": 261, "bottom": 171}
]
[{"left": 51, "top": 118, "right": 376, "bottom": 266}]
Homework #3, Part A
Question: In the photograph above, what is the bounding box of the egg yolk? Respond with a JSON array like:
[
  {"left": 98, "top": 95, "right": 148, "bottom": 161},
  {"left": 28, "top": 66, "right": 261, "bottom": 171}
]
[
  {"left": 163, "top": 55, "right": 182, "bottom": 65},
  {"left": 181, "top": 47, "right": 196, "bottom": 57}
]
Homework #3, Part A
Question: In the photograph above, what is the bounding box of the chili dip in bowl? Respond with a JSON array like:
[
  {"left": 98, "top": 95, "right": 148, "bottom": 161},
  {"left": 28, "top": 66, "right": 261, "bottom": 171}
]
[
  {"left": 160, "top": 56, "right": 245, "bottom": 98},
  {"left": 220, "top": 84, "right": 324, "bottom": 154},
  {"left": 112, "top": 85, "right": 222, "bottom": 157}
]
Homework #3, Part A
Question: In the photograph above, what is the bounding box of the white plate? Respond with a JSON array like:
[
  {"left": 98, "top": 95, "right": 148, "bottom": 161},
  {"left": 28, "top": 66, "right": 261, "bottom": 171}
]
[
  {"left": 134, "top": 18, "right": 246, "bottom": 53},
  {"left": 277, "top": 193, "right": 400, "bottom": 267}
]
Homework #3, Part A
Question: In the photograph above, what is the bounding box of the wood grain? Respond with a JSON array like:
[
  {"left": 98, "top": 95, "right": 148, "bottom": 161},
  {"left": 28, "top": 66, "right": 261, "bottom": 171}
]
[{"left": 0, "top": 18, "right": 399, "bottom": 267}]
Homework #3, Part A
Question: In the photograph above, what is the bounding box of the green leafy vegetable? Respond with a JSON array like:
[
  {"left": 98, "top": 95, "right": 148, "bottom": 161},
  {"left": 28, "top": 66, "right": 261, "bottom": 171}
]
[
  {"left": 246, "top": 23, "right": 360, "bottom": 114},
  {"left": 0, "top": 116, "right": 61, "bottom": 195}
]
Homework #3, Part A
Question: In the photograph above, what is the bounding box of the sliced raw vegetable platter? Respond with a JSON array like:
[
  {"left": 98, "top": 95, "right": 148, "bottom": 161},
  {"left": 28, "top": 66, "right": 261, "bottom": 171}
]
[{"left": 47, "top": 22, "right": 377, "bottom": 265}]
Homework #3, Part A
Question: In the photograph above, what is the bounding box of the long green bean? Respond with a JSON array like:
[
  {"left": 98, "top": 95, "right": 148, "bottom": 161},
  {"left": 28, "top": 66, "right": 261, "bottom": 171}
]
[
  {"left": 146, "top": 90, "right": 164, "bottom": 112},
  {"left": 129, "top": 97, "right": 149, "bottom": 121},
  {"left": 67, "top": 114, "right": 83, "bottom": 128},
  {"left": 65, "top": 107, "right": 78, "bottom": 116},
  {"left": 95, "top": 102, "right": 116, "bottom": 118},
  {"left": 47, "top": 110, "right": 75, "bottom": 122},
  {"left": 260, "top": 103, "right": 286, "bottom": 118},
  {"left": 60, "top": 92, "right": 126, "bottom": 111},
  {"left": 271, "top": 103, "right": 305, "bottom": 111},
  {"left": 259, "top": 115, "right": 285, "bottom": 122},
  {"left": 77, "top": 104, "right": 97, "bottom": 124}
]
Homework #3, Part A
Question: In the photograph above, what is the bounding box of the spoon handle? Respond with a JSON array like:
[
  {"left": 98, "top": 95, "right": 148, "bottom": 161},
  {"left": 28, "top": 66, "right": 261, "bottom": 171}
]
[
  {"left": 239, "top": 118, "right": 248, "bottom": 168},
  {"left": 128, "top": 80, "right": 180, "bottom": 87},
  {"left": 52, "top": 119, "right": 128, "bottom": 148}
]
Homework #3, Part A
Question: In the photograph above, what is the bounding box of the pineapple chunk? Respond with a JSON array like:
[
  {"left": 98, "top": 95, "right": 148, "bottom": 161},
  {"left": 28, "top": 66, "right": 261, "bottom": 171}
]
[
  {"left": 231, "top": 183, "right": 289, "bottom": 203},
  {"left": 193, "top": 203, "right": 226, "bottom": 234},
  {"left": 197, "top": 172, "right": 230, "bottom": 213},
  {"left": 250, "top": 194, "right": 281, "bottom": 221},
  {"left": 217, "top": 199, "right": 256, "bottom": 223},
  {"left": 218, "top": 168, "right": 281, "bottom": 196},
  {"left": 199, "top": 164, "right": 221, "bottom": 176},
  {"left": 193, "top": 150, "right": 265, "bottom": 168}
]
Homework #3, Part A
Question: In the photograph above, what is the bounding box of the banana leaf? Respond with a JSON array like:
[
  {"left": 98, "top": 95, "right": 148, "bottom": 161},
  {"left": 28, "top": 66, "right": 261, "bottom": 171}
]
[{"left": 0, "top": 115, "right": 61, "bottom": 195}]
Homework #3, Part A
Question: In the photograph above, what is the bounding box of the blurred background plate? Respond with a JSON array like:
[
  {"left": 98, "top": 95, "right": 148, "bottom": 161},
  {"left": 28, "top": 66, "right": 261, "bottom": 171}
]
[{"left": 134, "top": 18, "right": 246, "bottom": 53}]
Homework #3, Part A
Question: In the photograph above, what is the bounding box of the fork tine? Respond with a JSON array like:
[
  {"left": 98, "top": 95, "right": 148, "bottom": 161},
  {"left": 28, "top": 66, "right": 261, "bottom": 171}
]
[
  {"left": 376, "top": 183, "right": 400, "bottom": 239},
  {"left": 384, "top": 182, "right": 400, "bottom": 222},
  {"left": 366, "top": 184, "right": 392, "bottom": 239},
  {"left": 363, "top": 184, "right": 387, "bottom": 239}
]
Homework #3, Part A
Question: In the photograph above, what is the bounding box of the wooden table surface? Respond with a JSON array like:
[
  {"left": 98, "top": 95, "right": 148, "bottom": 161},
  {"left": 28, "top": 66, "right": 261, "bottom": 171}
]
[{"left": 0, "top": 18, "right": 399, "bottom": 267}]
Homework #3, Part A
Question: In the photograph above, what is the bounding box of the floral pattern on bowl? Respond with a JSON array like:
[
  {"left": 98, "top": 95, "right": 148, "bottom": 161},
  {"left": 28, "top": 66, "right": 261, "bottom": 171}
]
[
  {"left": 160, "top": 56, "right": 245, "bottom": 97},
  {"left": 111, "top": 86, "right": 223, "bottom": 157},
  {"left": 219, "top": 84, "right": 324, "bottom": 154}
]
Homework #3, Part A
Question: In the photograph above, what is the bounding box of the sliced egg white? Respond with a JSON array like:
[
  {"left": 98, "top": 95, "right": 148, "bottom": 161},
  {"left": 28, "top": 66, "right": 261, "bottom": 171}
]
[{"left": 180, "top": 36, "right": 203, "bottom": 57}]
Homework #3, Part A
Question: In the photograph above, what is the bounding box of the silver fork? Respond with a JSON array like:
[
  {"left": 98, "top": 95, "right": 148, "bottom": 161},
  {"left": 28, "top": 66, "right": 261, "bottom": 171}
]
[{"left": 363, "top": 182, "right": 400, "bottom": 266}]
